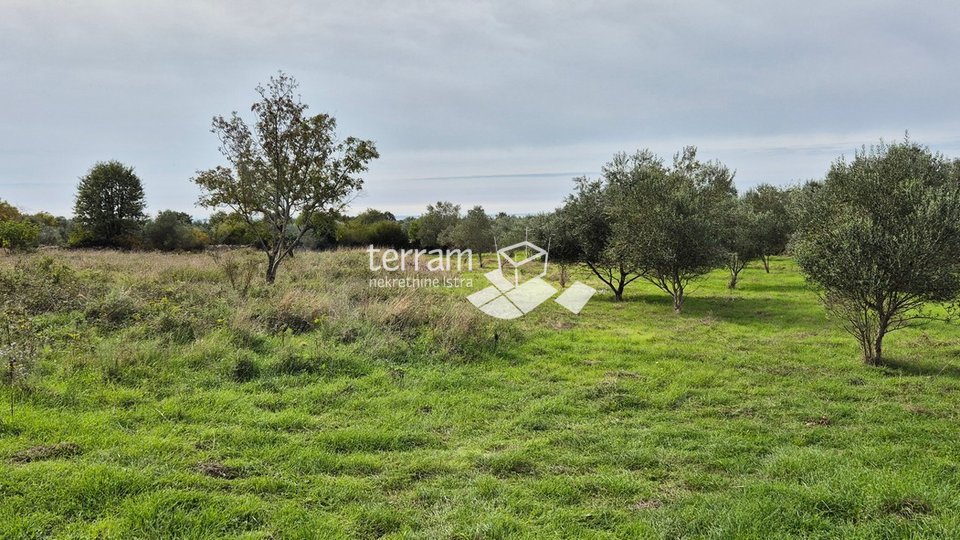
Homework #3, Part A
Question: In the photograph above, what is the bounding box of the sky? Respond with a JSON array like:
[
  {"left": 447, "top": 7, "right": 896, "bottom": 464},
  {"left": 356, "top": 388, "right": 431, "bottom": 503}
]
[{"left": 2, "top": 0, "right": 960, "bottom": 218}]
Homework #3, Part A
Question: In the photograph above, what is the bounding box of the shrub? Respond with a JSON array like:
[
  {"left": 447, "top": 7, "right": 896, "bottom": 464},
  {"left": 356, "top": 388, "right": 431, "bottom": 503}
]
[
  {"left": 211, "top": 249, "right": 261, "bottom": 297},
  {"left": 0, "top": 220, "right": 40, "bottom": 251},
  {"left": 84, "top": 289, "right": 140, "bottom": 328},
  {"left": 336, "top": 219, "right": 408, "bottom": 248}
]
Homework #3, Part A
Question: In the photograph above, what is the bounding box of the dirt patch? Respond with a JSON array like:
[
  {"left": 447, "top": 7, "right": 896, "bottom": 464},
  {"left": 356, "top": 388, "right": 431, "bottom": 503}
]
[
  {"left": 804, "top": 415, "right": 831, "bottom": 427},
  {"left": 631, "top": 499, "right": 662, "bottom": 510},
  {"left": 196, "top": 460, "right": 241, "bottom": 479},
  {"left": 10, "top": 442, "right": 82, "bottom": 463}
]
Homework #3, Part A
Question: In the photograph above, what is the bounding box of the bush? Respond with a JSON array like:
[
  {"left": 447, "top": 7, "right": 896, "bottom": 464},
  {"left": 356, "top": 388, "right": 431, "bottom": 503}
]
[
  {"left": 211, "top": 249, "right": 261, "bottom": 297},
  {"left": 144, "top": 211, "right": 208, "bottom": 252},
  {"left": 0, "top": 220, "right": 40, "bottom": 251},
  {"left": 0, "top": 257, "right": 89, "bottom": 314},
  {"left": 208, "top": 211, "right": 267, "bottom": 246},
  {"left": 336, "top": 219, "right": 408, "bottom": 248},
  {"left": 84, "top": 289, "right": 140, "bottom": 328}
]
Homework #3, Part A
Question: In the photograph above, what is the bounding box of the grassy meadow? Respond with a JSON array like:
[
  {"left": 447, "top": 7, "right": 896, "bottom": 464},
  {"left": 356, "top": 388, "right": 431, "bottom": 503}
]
[{"left": 1, "top": 249, "right": 959, "bottom": 538}]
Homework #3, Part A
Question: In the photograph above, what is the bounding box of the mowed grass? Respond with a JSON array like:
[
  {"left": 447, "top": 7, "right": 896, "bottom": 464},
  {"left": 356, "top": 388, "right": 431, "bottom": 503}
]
[{"left": 1, "top": 250, "right": 960, "bottom": 538}]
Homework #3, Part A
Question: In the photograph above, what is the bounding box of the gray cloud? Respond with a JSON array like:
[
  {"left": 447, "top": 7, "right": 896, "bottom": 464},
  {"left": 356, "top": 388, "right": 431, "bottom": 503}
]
[{"left": 2, "top": 0, "right": 959, "bottom": 216}]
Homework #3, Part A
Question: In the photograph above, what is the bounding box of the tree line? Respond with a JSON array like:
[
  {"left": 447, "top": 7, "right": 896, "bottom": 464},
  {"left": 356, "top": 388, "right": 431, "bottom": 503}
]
[{"left": 2, "top": 71, "right": 959, "bottom": 366}]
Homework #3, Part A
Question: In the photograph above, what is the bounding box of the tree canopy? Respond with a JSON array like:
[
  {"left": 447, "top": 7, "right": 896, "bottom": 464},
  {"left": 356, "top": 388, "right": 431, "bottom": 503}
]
[
  {"left": 609, "top": 148, "right": 735, "bottom": 311},
  {"left": 72, "top": 161, "right": 146, "bottom": 248},
  {"left": 793, "top": 139, "right": 960, "bottom": 365},
  {"left": 444, "top": 205, "right": 494, "bottom": 266},
  {"left": 193, "top": 72, "right": 378, "bottom": 282}
]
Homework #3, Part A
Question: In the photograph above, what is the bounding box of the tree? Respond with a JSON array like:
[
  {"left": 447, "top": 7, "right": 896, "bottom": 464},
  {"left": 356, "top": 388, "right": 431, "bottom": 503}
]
[
  {"left": 336, "top": 212, "right": 408, "bottom": 248},
  {"left": 193, "top": 72, "right": 378, "bottom": 283},
  {"left": 721, "top": 198, "right": 764, "bottom": 289},
  {"left": 445, "top": 205, "right": 494, "bottom": 266},
  {"left": 73, "top": 161, "right": 146, "bottom": 248},
  {"left": 793, "top": 139, "right": 960, "bottom": 365},
  {"left": 144, "top": 210, "right": 208, "bottom": 251},
  {"left": 527, "top": 211, "right": 580, "bottom": 288},
  {"left": 0, "top": 200, "right": 21, "bottom": 221},
  {"left": 353, "top": 209, "right": 396, "bottom": 224},
  {"left": 208, "top": 211, "right": 267, "bottom": 246},
  {"left": 26, "top": 213, "right": 71, "bottom": 246},
  {"left": 610, "top": 148, "right": 735, "bottom": 312},
  {"left": 744, "top": 183, "right": 792, "bottom": 272},
  {"left": 491, "top": 212, "right": 526, "bottom": 247},
  {"left": 413, "top": 201, "right": 460, "bottom": 248},
  {"left": 562, "top": 176, "right": 642, "bottom": 301}
]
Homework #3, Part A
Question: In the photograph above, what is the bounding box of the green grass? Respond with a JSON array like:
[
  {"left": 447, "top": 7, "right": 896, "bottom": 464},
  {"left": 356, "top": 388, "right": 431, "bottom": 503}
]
[{"left": 1, "top": 251, "right": 960, "bottom": 538}]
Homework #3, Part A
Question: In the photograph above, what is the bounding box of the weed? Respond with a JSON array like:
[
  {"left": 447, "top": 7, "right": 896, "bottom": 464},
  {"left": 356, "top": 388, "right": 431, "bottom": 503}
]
[{"left": 230, "top": 353, "right": 259, "bottom": 382}]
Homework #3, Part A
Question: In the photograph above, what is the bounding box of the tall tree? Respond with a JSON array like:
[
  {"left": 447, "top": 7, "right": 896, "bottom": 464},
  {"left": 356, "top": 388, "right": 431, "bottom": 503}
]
[
  {"left": 193, "top": 72, "right": 378, "bottom": 283},
  {"left": 610, "top": 148, "right": 735, "bottom": 312},
  {"left": 73, "top": 161, "right": 146, "bottom": 248},
  {"left": 793, "top": 140, "right": 960, "bottom": 365},
  {"left": 445, "top": 205, "right": 494, "bottom": 266}
]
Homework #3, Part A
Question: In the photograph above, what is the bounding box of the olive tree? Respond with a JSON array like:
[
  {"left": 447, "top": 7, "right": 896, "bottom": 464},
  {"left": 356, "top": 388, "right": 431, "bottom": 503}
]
[
  {"left": 793, "top": 140, "right": 960, "bottom": 365},
  {"left": 744, "top": 183, "right": 792, "bottom": 272},
  {"left": 561, "top": 176, "right": 642, "bottom": 301},
  {"left": 721, "top": 197, "right": 764, "bottom": 289},
  {"left": 444, "top": 205, "right": 494, "bottom": 266},
  {"left": 414, "top": 201, "right": 460, "bottom": 248},
  {"left": 193, "top": 72, "right": 378, "bottom": 283},
  {"left": 607, "top": 148, "right": 734, "bottom": 312}
]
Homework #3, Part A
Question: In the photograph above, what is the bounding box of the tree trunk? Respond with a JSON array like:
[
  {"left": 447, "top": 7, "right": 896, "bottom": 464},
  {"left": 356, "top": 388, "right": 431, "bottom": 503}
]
[
  {"left": 614, "top": 271, "right": 629, "bottom": 301},
  {"left": 761, "top": 255, "right": 770, "bottom": 273},
  {"left": 728, "top": 255, "right": 741, "bottom": 289},
  {"left": 478, "top": 252, "right": 484, "bottom": 268},
  {"left": 672, "top": 288, "right": 684, "bottom": 313},
  {"left": 265, "top": 254, "right": 278, "bottom": 284},
  {"left": 872, "top": 333, "right": 884, "bottom": 365},
  {"left": 613, "top": 288, "right": 624, "bottom": 302},
  {"left": 860, "top": 316, "right": 889, "bottom": 366}
]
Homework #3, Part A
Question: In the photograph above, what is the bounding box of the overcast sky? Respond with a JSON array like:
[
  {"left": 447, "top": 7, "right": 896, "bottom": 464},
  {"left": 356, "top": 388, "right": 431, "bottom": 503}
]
[{"left": 2, "top": 0, "right": 959, "bottom": 217}]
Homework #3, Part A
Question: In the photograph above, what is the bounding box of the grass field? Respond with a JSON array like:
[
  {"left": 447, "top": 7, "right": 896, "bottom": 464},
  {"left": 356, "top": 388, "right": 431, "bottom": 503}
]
[{"left": 1, "top": 249, "right": 959, "bottom": 539}]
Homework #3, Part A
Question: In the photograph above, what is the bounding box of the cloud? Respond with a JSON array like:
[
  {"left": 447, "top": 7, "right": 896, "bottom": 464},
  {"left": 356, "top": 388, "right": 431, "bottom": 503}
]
[{"left": 1, "top": 1, "right": 959, "bottom": 216}]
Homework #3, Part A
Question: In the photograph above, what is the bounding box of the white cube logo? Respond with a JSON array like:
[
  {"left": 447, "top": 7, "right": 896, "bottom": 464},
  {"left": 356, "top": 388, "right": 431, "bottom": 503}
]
[{"left": 466, "top": 240, "right": 595, "bottom": 319}]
